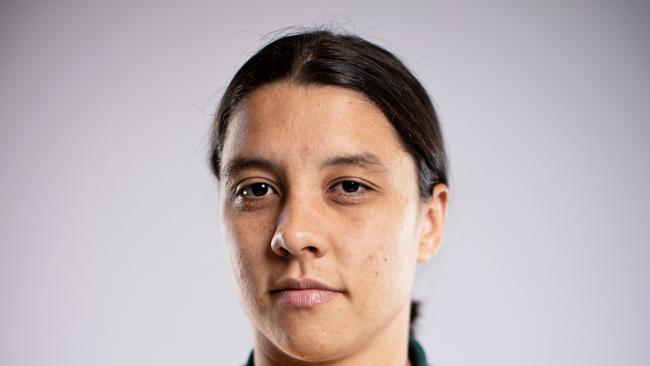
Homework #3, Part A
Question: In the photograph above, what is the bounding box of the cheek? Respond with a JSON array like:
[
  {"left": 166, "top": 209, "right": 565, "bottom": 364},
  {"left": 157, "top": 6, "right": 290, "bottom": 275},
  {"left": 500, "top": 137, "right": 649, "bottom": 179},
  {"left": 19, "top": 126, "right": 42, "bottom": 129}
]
[
  {"left": 221, "top": 211, "right": 276, "bottom": 299},
  {"left": 344, "top": 197, "right": 420, "bottom": 297}
]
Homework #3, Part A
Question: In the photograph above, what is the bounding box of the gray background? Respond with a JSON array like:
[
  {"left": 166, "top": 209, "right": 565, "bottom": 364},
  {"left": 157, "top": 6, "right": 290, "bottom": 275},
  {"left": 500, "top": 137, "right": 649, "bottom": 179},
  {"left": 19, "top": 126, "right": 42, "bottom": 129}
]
[{"left": 2, "top": 0, "right": 649, "bottom": 365}]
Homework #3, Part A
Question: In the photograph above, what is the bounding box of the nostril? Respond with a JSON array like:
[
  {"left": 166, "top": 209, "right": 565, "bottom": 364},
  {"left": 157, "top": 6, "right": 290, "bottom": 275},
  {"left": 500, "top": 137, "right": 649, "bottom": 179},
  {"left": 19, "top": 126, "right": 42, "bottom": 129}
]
[{"left": 271, "top": 230, "right": 325, "bottom": 258}]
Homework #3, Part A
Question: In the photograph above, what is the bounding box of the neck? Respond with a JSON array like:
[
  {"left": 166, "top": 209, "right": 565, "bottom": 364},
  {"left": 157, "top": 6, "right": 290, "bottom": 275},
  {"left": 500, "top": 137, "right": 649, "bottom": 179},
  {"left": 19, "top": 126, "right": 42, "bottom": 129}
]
[{"left": 253, "top": 301, "right": 412, "bottom": 366}]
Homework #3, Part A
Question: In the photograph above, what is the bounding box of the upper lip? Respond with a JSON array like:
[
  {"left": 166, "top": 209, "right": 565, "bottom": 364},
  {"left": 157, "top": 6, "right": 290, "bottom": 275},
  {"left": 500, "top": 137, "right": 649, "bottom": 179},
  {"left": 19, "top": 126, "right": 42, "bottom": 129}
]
[{"left": 270, "top": 278, "right": 344, "bottom": 293}]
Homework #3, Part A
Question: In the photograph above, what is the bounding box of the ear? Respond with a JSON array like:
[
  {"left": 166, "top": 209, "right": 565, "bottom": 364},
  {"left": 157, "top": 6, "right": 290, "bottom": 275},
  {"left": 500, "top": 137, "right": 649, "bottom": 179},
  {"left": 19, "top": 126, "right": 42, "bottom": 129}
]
[{"left": 417, "top": 183, "right": 449, "bottom": 263}]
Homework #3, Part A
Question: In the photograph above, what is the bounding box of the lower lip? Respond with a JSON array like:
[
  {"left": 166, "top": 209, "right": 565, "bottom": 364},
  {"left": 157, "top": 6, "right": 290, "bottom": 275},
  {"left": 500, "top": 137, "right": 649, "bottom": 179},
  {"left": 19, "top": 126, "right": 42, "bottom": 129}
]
[{"left": 274, "top": 289, "right": 340, "bottom": 307}]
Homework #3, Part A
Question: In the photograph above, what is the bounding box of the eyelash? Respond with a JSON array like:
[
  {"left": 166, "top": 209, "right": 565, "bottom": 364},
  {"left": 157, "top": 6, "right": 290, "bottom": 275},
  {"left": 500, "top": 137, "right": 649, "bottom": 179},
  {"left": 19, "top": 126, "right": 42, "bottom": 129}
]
[
  {"left": 329, "top": 179, "right": 370, "bottom": 194},
  {"left": 235, "top": 182, "right": 277, "bottom": 198}
]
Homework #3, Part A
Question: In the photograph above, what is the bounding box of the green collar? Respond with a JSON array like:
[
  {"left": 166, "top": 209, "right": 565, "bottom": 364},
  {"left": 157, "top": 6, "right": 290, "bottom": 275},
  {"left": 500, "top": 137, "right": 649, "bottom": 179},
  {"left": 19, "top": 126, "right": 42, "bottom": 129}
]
[
  {"left": 408, "top": 338, "right": 429, "bottom": 366},
  {"left": 245, "top": 338, "right": 428, "bottom": 366}
]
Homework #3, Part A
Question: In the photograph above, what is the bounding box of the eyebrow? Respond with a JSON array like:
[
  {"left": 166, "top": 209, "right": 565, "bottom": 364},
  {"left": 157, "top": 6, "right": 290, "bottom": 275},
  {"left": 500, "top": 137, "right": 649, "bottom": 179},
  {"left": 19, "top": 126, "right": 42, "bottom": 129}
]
[
  {"left": 320, "top": 153, "right": 388, "bottom": 174},
  {"left": 222, "top": 152, "right": 388, "bottom": 179},
  {"left": 221, "top": 156, "right": 282, "bottom": 179}
]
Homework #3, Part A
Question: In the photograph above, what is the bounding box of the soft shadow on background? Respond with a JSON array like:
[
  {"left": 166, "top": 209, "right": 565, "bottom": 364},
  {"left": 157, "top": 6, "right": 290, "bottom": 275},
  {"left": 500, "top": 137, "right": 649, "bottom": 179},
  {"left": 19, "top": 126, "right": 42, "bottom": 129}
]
[{"left": 1, "top": 1, "right": 649, "bottom": 365}]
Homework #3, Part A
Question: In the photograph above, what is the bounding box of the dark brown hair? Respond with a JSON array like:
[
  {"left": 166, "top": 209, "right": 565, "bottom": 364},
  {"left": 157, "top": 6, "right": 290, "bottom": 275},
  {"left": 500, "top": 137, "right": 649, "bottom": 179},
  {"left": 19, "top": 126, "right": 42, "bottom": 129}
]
[
  {"left": 210, "top": 29, "right": 449, "bottom": 336},
  {"left": 210, "top": 30, "right": 448, "bottom": 198}
]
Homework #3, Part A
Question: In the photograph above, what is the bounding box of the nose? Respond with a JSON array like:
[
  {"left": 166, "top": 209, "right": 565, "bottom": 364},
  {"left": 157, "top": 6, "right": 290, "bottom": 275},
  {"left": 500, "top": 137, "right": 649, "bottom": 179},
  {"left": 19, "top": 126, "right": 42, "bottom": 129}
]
[{"left": 271, "top": 196, "right": 328, "bottom": 259}]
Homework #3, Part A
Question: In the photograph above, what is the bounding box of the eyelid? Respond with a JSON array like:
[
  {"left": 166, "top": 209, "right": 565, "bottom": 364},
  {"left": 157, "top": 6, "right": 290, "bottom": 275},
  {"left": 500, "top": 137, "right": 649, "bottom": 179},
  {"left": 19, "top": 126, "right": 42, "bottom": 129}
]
[
  {"left": 238, "top": 183, "right": 276, "bottom": 197},
  {"left": 233, "top": 178, "right": 280, "bottom": 197},
  {"left": 328, "top": 178, "right": 375, "bottom": 193}
]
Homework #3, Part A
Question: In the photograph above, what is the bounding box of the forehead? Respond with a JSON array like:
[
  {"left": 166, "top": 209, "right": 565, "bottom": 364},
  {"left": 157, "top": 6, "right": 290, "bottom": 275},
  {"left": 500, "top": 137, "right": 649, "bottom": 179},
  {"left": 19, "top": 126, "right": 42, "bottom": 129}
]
[{"left": 221, "top": 82, "right": 410, "bottom": 169}]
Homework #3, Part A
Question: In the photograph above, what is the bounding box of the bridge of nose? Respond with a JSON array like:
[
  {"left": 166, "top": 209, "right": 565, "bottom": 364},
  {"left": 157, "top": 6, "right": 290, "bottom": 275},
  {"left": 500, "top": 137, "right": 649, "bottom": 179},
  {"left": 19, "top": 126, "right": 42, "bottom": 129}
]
[{"left": 271, "top": 190, "right": 329, "bottom": 258}]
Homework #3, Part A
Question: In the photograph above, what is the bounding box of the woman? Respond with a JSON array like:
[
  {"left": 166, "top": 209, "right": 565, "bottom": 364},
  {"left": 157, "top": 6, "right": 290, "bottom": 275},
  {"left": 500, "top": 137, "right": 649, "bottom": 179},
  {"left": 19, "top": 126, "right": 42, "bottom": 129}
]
[{"left": 210, "top": 30, "right": 449, "bottom": 366}]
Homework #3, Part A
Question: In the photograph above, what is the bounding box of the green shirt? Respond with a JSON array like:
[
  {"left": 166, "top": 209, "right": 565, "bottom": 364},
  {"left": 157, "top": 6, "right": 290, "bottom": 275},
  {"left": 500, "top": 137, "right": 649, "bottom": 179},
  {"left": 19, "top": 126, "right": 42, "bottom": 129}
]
[{"left": 245, "top": 338, "right": 429, "bottom": 366}]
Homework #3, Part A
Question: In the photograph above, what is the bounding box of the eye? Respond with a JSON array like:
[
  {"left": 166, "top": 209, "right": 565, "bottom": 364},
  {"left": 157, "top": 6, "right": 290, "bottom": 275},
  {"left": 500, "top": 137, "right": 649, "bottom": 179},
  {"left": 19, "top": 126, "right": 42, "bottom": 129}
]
[
  {"left": 330, "top": 180, "right": 369, "bottom": 194},
  {"left": 237, "top": 182, "right": 276, "bottom": 197}
]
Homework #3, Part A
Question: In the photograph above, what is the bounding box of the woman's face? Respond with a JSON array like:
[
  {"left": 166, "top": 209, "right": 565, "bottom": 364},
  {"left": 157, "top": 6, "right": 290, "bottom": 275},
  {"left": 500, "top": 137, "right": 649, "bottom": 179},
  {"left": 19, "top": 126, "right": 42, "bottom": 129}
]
[{"left": 219, "top": 82, "right": 445, "bottom": 362}]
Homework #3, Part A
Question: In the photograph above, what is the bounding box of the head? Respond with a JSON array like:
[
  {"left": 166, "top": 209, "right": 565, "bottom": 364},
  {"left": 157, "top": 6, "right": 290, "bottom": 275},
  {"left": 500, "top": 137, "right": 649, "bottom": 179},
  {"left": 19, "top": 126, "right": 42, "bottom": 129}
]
[{"left": 210, "top": 30, "right": 449, "bottom": 362}]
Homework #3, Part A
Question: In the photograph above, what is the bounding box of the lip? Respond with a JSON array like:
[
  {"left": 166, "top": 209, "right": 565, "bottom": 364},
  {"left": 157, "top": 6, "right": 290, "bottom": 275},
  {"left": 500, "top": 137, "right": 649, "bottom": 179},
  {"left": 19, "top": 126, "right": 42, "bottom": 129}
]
[{"left": 270, "top": 278, "right": 344, "bottom": 308}]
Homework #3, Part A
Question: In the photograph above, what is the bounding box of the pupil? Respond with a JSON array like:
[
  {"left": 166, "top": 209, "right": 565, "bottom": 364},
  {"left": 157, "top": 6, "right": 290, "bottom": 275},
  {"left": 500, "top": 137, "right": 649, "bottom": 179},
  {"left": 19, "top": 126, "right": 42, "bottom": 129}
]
[
  {"left": 342, "top": 181, "right": 360, "bottom": 193},
  {"left": 251, "top": 183, "right": 269, "bottom": 196}
]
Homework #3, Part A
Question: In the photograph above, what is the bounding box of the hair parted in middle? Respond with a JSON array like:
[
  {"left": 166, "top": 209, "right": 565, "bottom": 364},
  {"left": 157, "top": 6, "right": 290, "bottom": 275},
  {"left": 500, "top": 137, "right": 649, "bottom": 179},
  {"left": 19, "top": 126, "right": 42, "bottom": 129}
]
[{"left": 210, "top": 30, "right": 449, "bottom": 200}]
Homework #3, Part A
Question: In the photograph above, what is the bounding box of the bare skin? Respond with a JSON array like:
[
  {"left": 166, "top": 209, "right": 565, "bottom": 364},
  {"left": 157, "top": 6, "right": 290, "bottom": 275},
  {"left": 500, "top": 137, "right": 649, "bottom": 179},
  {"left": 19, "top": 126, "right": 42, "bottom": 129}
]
[{"left": 219, "top": 82, "right": 448, "bottom": 366}]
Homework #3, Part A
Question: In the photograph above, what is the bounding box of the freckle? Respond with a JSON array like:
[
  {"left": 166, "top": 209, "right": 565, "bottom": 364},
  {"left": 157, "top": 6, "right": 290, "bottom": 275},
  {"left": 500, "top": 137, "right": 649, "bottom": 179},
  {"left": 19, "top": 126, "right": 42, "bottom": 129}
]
[{"left": 301, "top": 145, "right": 311, "bottom": 156}]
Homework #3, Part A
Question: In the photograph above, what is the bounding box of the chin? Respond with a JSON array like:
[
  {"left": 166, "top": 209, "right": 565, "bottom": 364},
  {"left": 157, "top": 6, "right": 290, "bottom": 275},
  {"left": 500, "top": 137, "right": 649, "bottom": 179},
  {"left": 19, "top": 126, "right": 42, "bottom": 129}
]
[
  {"left": 266, "top": 319, "right": 353, "bottom": 362},
  {"left": 278, "top": 337, "right": 346, "bottom": 362}
]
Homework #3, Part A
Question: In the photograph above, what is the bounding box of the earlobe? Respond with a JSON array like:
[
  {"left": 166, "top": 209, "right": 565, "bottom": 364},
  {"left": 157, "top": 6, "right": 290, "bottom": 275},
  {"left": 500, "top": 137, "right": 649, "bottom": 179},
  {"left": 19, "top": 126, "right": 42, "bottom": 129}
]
[{"left": 417, "top": 183, "right": 449, "bottom": 263}]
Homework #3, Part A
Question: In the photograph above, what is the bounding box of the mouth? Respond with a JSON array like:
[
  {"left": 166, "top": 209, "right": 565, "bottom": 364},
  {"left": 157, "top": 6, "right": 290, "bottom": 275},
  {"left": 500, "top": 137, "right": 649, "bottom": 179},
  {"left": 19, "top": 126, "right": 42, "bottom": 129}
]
[{"left": 270, "top": 278, "right": 344, "bottom": 308}]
